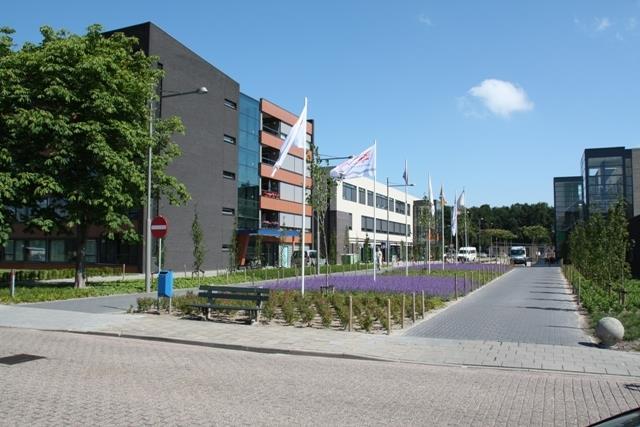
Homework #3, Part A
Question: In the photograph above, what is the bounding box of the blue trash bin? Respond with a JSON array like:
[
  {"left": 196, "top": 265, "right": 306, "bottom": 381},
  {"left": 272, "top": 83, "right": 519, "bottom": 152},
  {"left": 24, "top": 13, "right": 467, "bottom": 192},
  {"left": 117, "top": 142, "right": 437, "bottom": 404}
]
[{"left": 158, "top": 270, "right": 174, "bottom": 298}]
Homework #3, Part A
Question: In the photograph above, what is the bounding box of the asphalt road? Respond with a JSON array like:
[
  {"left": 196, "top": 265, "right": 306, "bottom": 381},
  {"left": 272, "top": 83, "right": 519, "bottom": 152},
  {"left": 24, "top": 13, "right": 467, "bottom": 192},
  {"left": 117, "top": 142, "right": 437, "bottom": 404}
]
[
  {"left": 406, "top": 266, "right": 592, "bottom": 346},
  {"left": 1, "top": 328, "right": 638, "bottom": 426}
]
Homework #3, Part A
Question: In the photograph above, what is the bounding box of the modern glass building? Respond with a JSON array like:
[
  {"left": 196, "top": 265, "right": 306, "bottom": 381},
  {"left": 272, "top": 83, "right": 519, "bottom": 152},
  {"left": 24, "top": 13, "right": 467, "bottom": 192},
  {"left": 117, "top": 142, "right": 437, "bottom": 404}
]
[
  {"left": 581, "top": 147, "right": 633, "bottom": 218},
  {"left": 553, "top": 176, "right": 583, "bottom": 252}
]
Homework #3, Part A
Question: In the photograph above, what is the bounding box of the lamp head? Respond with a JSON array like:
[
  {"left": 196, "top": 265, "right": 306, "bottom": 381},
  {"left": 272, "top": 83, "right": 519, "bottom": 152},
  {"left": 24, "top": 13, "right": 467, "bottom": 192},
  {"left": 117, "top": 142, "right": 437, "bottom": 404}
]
[{"left": 197, "top": 86, "right": 208, "bottom": 94}]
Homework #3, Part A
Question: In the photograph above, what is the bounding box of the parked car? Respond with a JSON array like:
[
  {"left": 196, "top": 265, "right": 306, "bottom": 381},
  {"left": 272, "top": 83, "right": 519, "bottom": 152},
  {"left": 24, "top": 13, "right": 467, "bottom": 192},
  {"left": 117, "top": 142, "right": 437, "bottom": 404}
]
[{"left": 292, "top": 250, "right": 326, "bottom": 267}]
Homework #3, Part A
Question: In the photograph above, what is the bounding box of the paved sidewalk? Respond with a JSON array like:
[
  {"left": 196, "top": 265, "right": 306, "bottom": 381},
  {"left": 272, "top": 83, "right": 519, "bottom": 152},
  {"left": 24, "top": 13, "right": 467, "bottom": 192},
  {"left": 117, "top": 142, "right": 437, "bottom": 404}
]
[
  {"left": 1, "top": 303, "right": 638, "bottom": 377},
  {"left": 406, "top": 266, "right": 591, "bottom": 346}
]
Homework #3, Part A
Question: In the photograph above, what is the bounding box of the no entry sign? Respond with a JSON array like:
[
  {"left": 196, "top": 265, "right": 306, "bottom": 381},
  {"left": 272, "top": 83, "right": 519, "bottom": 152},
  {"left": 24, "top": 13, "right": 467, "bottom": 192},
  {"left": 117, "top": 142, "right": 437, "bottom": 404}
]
[{"left": 151, "top": 215, "right": 168, "bottom": 239}]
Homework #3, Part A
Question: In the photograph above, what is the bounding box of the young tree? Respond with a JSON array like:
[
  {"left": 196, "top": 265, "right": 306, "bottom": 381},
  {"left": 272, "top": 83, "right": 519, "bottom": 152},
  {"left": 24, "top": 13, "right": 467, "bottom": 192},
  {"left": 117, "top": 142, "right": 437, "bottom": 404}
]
[
  {"left": 0, "top": 25, "right": 189, "bottom": 287},
  {"left": 191, "top": 207, "right": 205, "bottom": 275},
  {"left": 307, "top": 145, "right": 335, "bottom": 265}
]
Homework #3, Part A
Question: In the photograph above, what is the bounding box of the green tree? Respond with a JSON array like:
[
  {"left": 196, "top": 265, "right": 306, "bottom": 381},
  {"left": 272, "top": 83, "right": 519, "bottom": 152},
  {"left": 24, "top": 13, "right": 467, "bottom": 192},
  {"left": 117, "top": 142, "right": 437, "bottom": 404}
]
[
  {"left": 307, "top": 145, "right": 335, "bottom": 264},
  {"left": 191, "top": 207, "right": 205, "bottom": 274},
  {"left": 0, "top": 25, "right": 189, "bottom": 287},
  {"left": 521, "top": 225, "right": 550, "bottom": 244}
]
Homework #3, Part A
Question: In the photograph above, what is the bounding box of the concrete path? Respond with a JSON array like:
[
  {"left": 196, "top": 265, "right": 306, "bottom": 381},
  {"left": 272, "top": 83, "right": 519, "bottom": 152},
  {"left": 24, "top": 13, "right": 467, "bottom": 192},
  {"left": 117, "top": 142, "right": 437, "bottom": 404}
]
[{"left": 405, "top": 266, "right": 592, "bottom": 346}]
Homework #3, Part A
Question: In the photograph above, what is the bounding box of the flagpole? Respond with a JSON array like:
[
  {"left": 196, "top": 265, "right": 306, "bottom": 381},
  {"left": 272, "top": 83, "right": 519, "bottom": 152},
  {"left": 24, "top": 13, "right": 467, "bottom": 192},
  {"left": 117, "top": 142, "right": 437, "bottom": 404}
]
[
  {"left": 441, "top": 191, "right": 445, "bottom": 271},
  {"left": 454, "top": 191, "right": 458, "bottom": 262},
  {"left": 301, "top": 97, "right": 307, "bottom": 296},
  {"left": 464, "top": 188, "right": 468, "bottom": 249},
  {"left": 373, "top": 140, "right": 377, "bottom": 281},
  {"left": 404, "top": 160, "right": 408, "bottom": 277}
]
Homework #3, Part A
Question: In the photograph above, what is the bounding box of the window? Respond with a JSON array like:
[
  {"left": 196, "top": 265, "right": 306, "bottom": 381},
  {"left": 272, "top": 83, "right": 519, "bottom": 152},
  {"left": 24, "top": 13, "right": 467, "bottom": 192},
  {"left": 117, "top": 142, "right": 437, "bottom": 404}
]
[
  {"left": 222, "top": 207, "right": 235, "bottom": 216},
  {"left": 224, "top": 98, "right": 237, "bottom": 110},
  {"left": 24, "top": 240, "right": 46, "bottom": 262},
  {"left": 342, "top": 183, "right": 357, "bottom": 202},
  {"left": 367, "top": 191, "right": 374, "bottom": 207},
  {"left": 358, "top": 188, "right": 366, "bottom": 205},
  {"left": 396, "top": 201, "right": 405, "bottom": 214},
  {"left": 224, "top": 134, "right": 236, "bottom": 145},
  {"left": 50, "top": 240, "right": 66, "bottom": 262},
  {"left": 376, "top": 193, "right": 388, "bottom": 210},
  {"left": 2, "top": 240, "right": 14, "bottom": 261},
  {"left": 85, "top": 240, "right": 97, "bottom": 263},
  {"left": 408, "top": 204, "right": 411, "bottom": 216},
  {"left": 348, "top": 213, "right": 352, "bottom": 230},
  {"left": 389, "top": 198, "right": 394, "bottom": 211},
  {"left": 361, "top": 216, "right": 374, "bottom": 232},
  {"left": 223, "top": 171, "right": 236, "bottom": 180},
  {"left": 222, "top": 244, "right": 231, "bottom": 252}
]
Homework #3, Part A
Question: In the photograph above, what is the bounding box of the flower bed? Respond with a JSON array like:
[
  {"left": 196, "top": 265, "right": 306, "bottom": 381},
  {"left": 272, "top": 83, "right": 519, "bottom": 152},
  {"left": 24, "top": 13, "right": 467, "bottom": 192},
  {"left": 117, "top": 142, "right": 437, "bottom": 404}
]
[{"left": 263, "top": 274, "right": 465, "bottom": 297}]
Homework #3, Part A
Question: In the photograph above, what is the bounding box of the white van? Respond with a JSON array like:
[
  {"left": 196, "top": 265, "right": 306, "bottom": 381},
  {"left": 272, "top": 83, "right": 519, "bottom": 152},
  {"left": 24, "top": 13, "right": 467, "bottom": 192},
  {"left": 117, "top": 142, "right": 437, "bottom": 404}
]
[
  {"left": 509, "top": 246, "right": 527, "bottom": 265},
  {"left": 457, "top": 247, "right": 477, "bottom": 263}
]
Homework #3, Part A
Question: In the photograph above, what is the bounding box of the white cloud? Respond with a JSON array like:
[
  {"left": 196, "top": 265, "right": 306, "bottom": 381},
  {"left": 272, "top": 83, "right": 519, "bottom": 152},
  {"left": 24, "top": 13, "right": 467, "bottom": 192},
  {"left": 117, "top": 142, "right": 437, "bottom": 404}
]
[
  {"left": 595, "top": 17, "right": 611, "bottom": 31},
  {"left": 627, "top": 17, "right": 637, "bottom": 31},
  {"left": 467, "top": 79, "right": 534, "bottom": 118},
  {"left": 418, "top": 14, "right": 432, "bottom": 26}
]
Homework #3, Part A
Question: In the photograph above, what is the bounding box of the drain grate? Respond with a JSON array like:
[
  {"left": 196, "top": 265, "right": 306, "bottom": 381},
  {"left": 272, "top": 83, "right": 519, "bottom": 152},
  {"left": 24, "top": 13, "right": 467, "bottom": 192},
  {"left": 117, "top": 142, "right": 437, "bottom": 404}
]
[{"left": 0, "top": 354, "right": 46, "bottom": 365}]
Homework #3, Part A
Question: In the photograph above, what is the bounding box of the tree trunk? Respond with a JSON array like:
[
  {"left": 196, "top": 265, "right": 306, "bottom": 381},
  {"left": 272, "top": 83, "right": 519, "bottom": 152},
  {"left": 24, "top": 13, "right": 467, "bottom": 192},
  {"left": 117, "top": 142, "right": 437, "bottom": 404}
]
[{"left": 74, "top": 225, "right": 88, "bottom": 289}]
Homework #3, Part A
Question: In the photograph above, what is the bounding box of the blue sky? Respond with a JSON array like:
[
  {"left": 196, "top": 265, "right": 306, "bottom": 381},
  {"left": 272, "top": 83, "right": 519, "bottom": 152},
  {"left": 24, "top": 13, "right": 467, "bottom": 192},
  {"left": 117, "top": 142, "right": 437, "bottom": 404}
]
[{"left": 5, "top": 1, "right": 640, "bottom": 207}]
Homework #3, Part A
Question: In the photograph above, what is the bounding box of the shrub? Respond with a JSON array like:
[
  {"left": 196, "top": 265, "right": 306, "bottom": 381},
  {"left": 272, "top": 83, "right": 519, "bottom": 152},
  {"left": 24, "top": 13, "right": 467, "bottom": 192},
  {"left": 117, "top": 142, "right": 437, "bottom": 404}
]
[{"left": 137, "top": 297, "right": 155, "bottom": 312}]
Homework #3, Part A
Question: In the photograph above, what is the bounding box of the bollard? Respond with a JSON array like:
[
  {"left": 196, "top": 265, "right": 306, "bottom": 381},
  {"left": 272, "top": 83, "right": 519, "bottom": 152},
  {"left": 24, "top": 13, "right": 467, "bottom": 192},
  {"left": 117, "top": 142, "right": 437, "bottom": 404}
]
[
  {"left": 184, "top": 264, "right": 187, "bottom": 279},
  {"left": 387, "top": 299, "right": 392, "bottom": 335},
  {"left": 401, "top": 295, "right": 406, "bottom": 329},
  {"left": 122, "top": 263, "right": 126, "bottom": 280},
  {"left": 421, "top": 290, "right": 425, "bottom": 318},
  {"left": 226, "top": 270, "right": 229, "bottom": 284},
  {"left": 10, "top": 269, "right": 16, "bottom": 299},
  {"left": 454, "top": 274, "right": 458, "bottom": 299},
  {"left": 412, "top": 293, "right": 416, "bottom": 323},
  {"left": 349, "top": 296, "right": 353, "bottom": 332},
  {"left": 463, "top": 273, "right": 467, "bottom": 295},
  {"left": 244, "top": 268, "right": 247, "bottom": 281},
  {"left": 577, "top": 277, "right": 581, "bottom": 305}
]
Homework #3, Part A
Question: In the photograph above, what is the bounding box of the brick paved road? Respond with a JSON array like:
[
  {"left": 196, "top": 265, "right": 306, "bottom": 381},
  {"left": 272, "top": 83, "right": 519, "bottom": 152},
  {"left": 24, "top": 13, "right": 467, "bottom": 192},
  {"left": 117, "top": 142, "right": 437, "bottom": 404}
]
[
  {"left": 406, "top": 266, "right": 592, "bottom": 346},
  {"left": 1, "top": 328, "right": 639, "bottom": 426}
]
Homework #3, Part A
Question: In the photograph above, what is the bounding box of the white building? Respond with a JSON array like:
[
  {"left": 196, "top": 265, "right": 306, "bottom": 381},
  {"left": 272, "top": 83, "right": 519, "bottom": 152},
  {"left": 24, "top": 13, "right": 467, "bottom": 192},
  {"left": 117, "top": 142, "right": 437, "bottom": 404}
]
[{"left": 327, "top": 176, "right": 420, "bottom": 263}]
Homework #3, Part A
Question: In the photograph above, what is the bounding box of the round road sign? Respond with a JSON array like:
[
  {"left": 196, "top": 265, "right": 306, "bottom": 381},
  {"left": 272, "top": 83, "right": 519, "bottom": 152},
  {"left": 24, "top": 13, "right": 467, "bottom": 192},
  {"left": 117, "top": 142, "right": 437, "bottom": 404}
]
[{"left": 151, "top": 215, "right": 168, "bottom": 239}]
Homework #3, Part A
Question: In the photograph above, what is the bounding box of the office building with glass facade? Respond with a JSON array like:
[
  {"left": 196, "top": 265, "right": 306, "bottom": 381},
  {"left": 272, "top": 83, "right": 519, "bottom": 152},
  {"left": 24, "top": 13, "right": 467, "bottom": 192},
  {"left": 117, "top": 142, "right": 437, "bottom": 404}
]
[
  {"left": 236, "top": 99, "right": 313, "bottom": 268},
  {"left": 553, "top": 146, "right": 640, "bottom": 261},
  {"left": 553, "top": 176, "right": 583, "bottom": 253}
]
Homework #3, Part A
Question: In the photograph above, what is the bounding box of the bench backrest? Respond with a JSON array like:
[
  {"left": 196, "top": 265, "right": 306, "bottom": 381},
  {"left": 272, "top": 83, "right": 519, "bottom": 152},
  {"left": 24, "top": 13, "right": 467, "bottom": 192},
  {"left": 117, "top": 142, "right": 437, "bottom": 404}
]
[{"left": 197, "top": 285, "right": 270, "bottom": 304}]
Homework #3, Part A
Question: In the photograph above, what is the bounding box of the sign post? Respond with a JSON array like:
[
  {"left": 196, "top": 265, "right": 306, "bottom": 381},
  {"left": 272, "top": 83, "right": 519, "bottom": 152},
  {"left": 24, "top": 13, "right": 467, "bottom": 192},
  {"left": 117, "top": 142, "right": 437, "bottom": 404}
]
[{"left": 151, "top": 215, "right": 168, "bottom": 298}]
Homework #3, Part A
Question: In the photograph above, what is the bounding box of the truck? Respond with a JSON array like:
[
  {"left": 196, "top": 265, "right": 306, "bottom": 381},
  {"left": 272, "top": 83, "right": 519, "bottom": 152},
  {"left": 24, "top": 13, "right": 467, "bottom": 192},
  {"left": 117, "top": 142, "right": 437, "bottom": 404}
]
[{"left": 509, "top": 246, "right": 527, "bottom": 265}]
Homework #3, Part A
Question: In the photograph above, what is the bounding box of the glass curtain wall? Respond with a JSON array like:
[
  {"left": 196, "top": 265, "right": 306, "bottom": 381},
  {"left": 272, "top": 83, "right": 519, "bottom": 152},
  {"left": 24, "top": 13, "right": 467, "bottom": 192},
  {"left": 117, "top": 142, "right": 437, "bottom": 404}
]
[{"left": 238, "top": 93, "right": 260, "bottom": 231}]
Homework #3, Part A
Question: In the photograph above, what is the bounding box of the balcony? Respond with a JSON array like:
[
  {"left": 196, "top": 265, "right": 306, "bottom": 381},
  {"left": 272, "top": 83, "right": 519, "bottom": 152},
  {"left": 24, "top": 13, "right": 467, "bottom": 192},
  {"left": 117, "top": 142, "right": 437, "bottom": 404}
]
[{"left": 261, "top": 190, "right": 280, "bottom": 199}]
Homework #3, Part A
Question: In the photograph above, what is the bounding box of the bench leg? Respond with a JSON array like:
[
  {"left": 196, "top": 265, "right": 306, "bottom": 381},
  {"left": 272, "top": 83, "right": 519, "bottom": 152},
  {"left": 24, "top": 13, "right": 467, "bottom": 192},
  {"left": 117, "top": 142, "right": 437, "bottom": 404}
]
[{"left": 255, "top": 309, "right": 261, "bottom": 324}]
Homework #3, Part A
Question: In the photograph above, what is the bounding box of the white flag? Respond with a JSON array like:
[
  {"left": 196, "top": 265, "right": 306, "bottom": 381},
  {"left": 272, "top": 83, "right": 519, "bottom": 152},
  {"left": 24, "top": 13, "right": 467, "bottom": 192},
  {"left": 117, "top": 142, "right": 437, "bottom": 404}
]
[
  {"left": 451, "top": 198, "right": 458, "bottom": 236},
  {"left": 457, "top": 190, "right": 465, "bottom": 209},
  {"left": 428, "top": 174, "right": 435, "bottom": 216},
  {"left": 329, "top": 144, "right": 376, "bottom": 179},
  {"left": 271, "top": 98, "right": 307, "bottom": 177}
]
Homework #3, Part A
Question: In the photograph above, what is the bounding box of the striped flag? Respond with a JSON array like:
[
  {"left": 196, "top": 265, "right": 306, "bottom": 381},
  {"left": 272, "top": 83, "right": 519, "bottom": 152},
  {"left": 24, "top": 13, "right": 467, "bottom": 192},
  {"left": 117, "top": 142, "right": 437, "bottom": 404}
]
[{"left": 329, "top": 144, "right": 376, "bottom": 179}]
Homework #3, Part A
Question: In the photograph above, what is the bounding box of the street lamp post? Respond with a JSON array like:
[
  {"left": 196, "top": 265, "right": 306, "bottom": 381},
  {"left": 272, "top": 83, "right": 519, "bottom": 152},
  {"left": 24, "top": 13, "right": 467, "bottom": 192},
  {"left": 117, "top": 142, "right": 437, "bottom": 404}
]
[
  {"left": 478, "top": 217, "right": 484, "bottom": 257},
  {"left": 145, "top": 86, "right": 208, "bottom": 294}
]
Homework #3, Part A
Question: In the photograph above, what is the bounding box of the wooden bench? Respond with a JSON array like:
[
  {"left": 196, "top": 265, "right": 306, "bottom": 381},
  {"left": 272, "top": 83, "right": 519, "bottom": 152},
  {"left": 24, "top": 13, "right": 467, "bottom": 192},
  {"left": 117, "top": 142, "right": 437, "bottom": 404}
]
[{"left": 188, "top": 285, "right": 270, "bottom": 324}]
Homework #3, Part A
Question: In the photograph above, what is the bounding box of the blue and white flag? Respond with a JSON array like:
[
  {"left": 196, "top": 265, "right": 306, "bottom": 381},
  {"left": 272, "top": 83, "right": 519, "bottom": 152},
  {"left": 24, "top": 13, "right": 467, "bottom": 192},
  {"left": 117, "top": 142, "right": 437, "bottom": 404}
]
[
  {"left": 330, "top": 144, "right": 376, "bottom": 179},
  {"left": 271, "top": 98, "right": 307, "bottom": 177}
]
